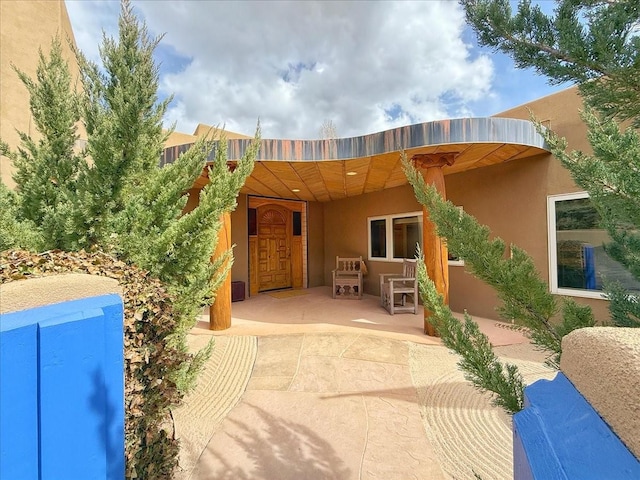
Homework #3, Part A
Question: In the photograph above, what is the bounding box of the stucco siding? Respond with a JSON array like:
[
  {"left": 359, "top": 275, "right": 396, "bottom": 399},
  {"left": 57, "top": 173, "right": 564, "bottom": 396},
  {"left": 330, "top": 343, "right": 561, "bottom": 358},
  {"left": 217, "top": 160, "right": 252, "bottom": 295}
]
[
  {"left": 323, "top": 184, "right": 423, "bottom": 295},
  {"left": 307, "top": 201, "right": 325, "bottom": 287},
  {"left": 447, "top": 154, "right": 547, "bottom": 318},
  {"left": 1, "top": 0, "right": 80, "bottom": 188},
  {"left": 230, "top": 194, "right": 249, "bottom": 288}
]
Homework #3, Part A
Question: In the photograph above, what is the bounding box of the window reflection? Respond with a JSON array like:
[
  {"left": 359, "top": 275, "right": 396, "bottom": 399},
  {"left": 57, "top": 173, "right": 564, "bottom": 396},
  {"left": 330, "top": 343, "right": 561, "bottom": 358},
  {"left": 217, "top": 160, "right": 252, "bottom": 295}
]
[{"left": 553, "top": 196, "right": 640, "bottom": 293}]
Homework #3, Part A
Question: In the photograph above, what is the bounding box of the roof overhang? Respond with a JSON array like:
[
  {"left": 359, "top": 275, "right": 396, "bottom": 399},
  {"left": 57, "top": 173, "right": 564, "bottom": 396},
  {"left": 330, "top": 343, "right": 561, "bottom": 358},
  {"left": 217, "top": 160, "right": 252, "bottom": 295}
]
[{"left": 162, "top": 117, "right": 549, "bottom": 202}]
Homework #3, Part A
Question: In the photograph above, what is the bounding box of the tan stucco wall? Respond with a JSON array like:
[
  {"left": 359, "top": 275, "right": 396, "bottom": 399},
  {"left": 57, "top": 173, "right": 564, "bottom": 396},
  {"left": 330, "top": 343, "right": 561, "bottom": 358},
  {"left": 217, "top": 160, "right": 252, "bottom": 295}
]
[
  {"left": 446, "top": 87, "right": 608, "bottom": 320},
  {"left": 1, "top": 0, "right": 80, "bottom": 188},
  {"left": 493, "top": 87, "right": 610, "bottom": 321},
  {"left": 230, "top": 194, "right": 249, "bottom": 288},
  {"left": 307, "top": 201, "right": 325, "bottom": 287},
  {"left": 560, "top": 327, "right": 640, "bottom": 459},
  {"left": 165, "top": 125, "right": 253, "bottom": 148},
  {"left": 0, "top": 273, "right": 122, "bottom": 314},
  {"left": 323, "top": 184, "right": 422, "bottom": 295},
  {"left": 445, "top": 155, "right": 549, "bottom": 318},
  {"left": 322, "top": 156, "right": 563, "bottom": 315},
  {"left": 317, "top": 87, "right": 610, "bottom": 321}
]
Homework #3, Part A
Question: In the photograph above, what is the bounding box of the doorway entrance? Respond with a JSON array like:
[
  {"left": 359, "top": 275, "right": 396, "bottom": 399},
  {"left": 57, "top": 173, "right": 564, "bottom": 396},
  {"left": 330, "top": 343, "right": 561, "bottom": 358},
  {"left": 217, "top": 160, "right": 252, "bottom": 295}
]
[{"left": 248, "top": 197, "right": 306, "bottom": 295}]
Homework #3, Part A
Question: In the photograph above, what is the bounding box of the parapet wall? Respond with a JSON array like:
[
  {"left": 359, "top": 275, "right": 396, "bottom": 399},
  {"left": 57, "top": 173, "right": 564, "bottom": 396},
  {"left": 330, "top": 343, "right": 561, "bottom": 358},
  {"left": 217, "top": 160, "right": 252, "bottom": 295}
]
[
  {"left": 0, "top": 274, "right": 125, "bottom": 480},
  {"left": 0, "top": 272, "right": 121, "bottom": 313},
  {"left": 560, "top": 327, "right": 640, "bottom": 458},
  {"left": 513, "top": 327, "right": 640, "bottom": 479}
]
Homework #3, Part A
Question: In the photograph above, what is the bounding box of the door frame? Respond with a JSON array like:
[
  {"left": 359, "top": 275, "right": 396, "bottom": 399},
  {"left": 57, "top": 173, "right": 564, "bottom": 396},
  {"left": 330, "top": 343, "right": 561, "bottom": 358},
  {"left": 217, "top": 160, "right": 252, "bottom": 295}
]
[
  {"left": 248, "top": 196, "right": 307, "bottom": 296},
  {"left": 256, "top": 203, "right": 292, "bottom": 292}
]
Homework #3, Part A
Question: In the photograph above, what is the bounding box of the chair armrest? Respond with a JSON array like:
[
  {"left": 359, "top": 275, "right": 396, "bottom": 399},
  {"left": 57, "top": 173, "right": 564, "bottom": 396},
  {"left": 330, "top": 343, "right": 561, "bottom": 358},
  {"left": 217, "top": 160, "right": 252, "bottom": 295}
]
[
  {"left": 388, "top": 277, "right": 415, "bottom": 283},
  {"left": 380, "top": 273, "right": 403, "bottom": 281}
]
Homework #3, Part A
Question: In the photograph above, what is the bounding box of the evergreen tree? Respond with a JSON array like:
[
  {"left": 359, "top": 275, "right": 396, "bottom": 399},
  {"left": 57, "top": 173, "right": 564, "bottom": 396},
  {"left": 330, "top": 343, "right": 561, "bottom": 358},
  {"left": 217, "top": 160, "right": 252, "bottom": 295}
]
[
  {"left": 73, "top": 1, "right": 173, "bottom": 248},
  {"left": 403, "top": 0, "right": 640, "bottom": 410},
  {"left": 462, "top": 0, "right": 640, "bottom": 126},
  {"left": 1, "top": 1, "right": 259, "bottom": 475},
  {"left": 0, "top": 182, "right": 42, "bottom": 251},
  {"left": 460, "top": 0, "right": 640, "bottom": 326},
  {"left": 414, "top": 244, "right": 526, "bottom": 413},
  {"left": 404, "top": 157, "right": 594, "bottom": 369},
  {"left": 1, "top": 38, "right": 83, "bottom": 249},
  {"left": 69, "top": 2, "right": 260, "bottom": 388},
  {"left": 2, "top": 1, "right": 259, "bottom": 388}
]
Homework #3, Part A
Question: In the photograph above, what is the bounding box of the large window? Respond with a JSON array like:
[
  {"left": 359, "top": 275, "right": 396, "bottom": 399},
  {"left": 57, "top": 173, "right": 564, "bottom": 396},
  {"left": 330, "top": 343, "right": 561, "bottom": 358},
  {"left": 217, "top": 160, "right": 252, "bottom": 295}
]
[
  {"left": 548, "top": 192, "right": 640, "bottom": 298},
  {"left": 368, "top": 211, "right": 466, "bottom": 264},
  {"left": 368, "top": 212, "right": 422, "bottom": 261}
]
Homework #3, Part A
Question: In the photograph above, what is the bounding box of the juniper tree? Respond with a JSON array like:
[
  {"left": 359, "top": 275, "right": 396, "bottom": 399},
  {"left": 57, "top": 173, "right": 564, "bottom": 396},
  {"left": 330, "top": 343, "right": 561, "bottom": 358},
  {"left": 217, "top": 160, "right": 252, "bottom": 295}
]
[
  {"left": 2, "top": 0, "right": 259, "bottom": 385},
  {"left": 72, "top": 2, "right": 260, "bottom": 359},
  {"left": 403, "top": 156, "right": 594, "bottom": 367},
  {"left": 414, "top": 245, "right": 526, "bottom": 414},
  {"left": 0, "top": 37, "right": 82, "bottom": 250},
  {"left": 0, "top": 182, "right": 42, "bottom": 251},
  {"left": 1, "top": 3, "right": 259, "bottom": 475},
  {"left": 461, "top": 0, "right": 640, "bottom": 326},
  {"left": 402, "top": 0, "right": 640, "bottom": 410}
]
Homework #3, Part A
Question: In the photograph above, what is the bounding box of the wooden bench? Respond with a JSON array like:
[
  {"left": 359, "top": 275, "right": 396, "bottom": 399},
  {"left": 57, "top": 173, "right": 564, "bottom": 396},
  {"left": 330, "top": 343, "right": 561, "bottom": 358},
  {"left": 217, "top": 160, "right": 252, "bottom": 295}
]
[{"left": 332, "top": 256, "right": 363, "bottom": 299}]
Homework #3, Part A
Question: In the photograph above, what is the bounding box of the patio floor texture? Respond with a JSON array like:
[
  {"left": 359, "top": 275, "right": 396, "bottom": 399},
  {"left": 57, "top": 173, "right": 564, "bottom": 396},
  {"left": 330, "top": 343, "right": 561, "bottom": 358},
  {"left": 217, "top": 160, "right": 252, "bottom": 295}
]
[{"left": 173, "top": 287, "right": 555, "bottom": 480}]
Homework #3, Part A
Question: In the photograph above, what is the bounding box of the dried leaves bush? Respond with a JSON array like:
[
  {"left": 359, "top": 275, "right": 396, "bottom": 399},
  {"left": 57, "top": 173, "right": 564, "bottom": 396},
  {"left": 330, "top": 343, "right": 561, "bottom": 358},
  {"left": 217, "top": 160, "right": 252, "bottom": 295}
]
[{"left": 0, "top": 249, "right": 189, "bottom": 479}]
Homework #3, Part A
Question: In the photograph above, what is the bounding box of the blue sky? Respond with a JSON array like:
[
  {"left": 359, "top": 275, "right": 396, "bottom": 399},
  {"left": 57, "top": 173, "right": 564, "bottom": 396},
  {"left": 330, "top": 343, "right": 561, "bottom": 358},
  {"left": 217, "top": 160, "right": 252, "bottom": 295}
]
[{"left": 65, "top": 0, "right": 570, "bottom": 139}]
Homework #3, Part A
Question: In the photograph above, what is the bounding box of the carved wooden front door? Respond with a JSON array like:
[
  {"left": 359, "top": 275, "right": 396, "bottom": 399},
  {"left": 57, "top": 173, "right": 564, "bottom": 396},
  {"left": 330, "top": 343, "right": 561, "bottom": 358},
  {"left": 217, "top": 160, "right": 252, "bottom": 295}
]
[{"left": 257, "top": 205, "right": 291, "bottom": 291}]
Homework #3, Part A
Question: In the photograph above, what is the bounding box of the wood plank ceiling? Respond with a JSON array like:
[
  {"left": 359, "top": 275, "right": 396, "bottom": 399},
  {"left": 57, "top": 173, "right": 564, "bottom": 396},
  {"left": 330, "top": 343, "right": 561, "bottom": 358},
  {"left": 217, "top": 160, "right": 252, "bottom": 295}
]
[
  {"left": 237, "top": 144, "right": 547, "bottom": 202},
  {"left": 164, "top": 117, "right": 550, "bottom": 202}
]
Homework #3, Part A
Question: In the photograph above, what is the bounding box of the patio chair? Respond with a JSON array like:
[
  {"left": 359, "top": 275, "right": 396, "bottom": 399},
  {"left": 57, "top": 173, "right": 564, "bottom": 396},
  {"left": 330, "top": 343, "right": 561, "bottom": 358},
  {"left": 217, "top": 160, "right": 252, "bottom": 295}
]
[
  {"left": 380, "top": 259, "right": 418, "bottom": 314},
  {"left": 332, "top": 256, "right": 363, "bottom": 299}
]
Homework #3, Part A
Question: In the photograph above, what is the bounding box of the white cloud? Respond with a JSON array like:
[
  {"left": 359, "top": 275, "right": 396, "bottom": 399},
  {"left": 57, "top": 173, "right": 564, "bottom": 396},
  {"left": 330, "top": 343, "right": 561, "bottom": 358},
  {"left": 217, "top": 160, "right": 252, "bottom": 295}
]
[
  {"left": 66, "top": 0, "right": 498, "bottom": 139},
  {"left": 65, "top": 0, "right": 120, "bottom": 63}
]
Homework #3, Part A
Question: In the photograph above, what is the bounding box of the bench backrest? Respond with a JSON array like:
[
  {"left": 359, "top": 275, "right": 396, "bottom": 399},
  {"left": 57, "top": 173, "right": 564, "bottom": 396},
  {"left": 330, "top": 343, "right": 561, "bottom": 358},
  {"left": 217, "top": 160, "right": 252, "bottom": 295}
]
[{"left": 336, "top": 256, "right": 363, "bottom": 273}]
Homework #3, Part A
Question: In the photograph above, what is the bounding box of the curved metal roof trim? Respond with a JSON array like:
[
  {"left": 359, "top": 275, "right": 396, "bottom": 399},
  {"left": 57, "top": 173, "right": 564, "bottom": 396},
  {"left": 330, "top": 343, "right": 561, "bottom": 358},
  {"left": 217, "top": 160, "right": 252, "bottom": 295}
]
[{"left": 160, "top": 117, "right": 549, "bottom": 166}]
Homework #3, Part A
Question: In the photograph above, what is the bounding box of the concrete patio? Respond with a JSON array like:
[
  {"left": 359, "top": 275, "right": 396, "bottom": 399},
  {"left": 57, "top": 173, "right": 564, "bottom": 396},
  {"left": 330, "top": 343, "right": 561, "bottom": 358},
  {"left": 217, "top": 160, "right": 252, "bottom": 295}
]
[{"left": 173, "top": 287, "right": 555, "bottom": 480}]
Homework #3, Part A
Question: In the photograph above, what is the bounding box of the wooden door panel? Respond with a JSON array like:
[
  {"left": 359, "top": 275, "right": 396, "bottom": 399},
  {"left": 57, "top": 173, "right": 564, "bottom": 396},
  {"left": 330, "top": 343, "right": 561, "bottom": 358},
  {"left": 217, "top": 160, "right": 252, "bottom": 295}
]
[
  {"left": 256, "top": 205, "right": 292, "bottom": 291},
  {"left": 249, "top": 200, "right": 306, "bottom": 294}
]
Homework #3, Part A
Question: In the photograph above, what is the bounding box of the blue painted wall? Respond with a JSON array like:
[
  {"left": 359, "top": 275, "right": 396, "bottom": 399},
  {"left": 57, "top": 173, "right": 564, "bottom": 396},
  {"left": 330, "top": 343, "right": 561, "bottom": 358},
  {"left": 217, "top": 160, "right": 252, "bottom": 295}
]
[
  {"left": 513, "top": 373, "right": 640, "bottom": 479},
  {"left": 0, "top": 294, "right": 124, "bottom": 480}
]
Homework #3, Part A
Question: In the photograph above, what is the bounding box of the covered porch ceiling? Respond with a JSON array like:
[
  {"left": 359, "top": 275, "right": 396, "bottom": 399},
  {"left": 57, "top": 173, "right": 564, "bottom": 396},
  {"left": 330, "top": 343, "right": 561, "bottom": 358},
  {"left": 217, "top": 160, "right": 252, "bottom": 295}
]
[{"left": 162, "top": 117, "right": 549, "bottom": 202}]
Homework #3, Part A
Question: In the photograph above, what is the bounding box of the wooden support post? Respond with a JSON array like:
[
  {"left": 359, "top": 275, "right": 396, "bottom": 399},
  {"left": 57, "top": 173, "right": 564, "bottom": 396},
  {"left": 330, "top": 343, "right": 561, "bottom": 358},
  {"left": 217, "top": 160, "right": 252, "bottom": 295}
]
[
  {"left": 412, "top": 153, "right": 455, "bottom": 336},
  {"left": 181, "top": 188, "right": 201, "bottom": 215},
  {"left": 210, "top": 212, "right": 232, "bottom": 330}
]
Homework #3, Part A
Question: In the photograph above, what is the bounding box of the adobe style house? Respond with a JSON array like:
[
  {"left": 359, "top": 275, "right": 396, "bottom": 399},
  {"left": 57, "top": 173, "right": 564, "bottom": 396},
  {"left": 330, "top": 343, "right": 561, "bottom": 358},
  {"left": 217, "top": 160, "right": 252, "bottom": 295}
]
[
  {"left": 164, "top": 84, "right": 630, "bottom": 328},
  {"left": 3, "top": 0, "right": 633, "bottom": 331}
]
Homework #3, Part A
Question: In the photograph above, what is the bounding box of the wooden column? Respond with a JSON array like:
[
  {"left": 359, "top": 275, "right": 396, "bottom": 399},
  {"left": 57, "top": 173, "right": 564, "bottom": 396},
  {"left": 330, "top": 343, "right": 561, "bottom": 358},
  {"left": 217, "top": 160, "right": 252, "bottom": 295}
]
[
  {"left": 412, "top": 153, "right": 455, "bottom": 336},
  {"left": 181, "top": 188, "right": 201, "bottom": 215},
  {"left": 210, "top": 211, "right": 232, "bottom": 330}
]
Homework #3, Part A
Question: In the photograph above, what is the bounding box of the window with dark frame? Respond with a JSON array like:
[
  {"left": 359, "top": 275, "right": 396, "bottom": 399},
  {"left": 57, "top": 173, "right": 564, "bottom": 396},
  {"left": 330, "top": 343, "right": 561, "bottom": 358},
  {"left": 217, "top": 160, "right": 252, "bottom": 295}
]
[
  {"left": 293, "top": 211, "right": 302, "bottom": 236},
  {"left": 248, "top": 208, "right": 257, "bottom": 235}
]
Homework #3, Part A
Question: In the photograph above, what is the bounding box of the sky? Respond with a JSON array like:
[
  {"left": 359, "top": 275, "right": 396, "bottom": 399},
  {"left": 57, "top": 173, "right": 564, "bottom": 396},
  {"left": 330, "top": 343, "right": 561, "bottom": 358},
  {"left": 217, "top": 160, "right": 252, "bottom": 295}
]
[{"left": 65, "top": 0, "right": 570, "bottom": 140}]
